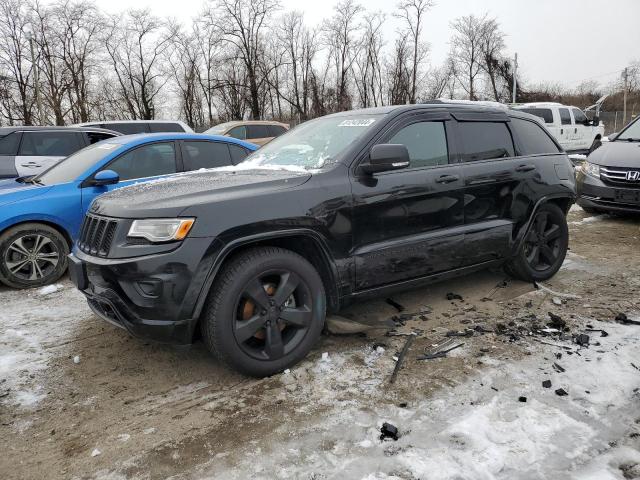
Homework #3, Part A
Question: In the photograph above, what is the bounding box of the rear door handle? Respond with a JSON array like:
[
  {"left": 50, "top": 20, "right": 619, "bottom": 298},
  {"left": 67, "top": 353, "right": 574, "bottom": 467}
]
[
  {"left": 435, "top": 174, "right": 460, "bottom": 184},
  {"left": 515, "top": 164, "right": 536, "bottom": 172}
]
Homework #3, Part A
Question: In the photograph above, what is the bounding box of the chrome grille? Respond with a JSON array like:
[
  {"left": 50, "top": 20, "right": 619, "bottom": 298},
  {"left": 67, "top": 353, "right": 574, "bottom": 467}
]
[
  {"left": 600, "top": 166, "right": 640, "bottom": 188},
  {"left": 78, "top": 214, "right": 118, "bottom": 257}
]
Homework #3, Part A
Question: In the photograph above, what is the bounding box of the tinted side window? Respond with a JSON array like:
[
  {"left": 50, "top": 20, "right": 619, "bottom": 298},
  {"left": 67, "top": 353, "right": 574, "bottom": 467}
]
[
  {"left": 387, "top": 121, "right": 448, "bottom": 168},
  {"left": 107, "top": 123, "right": 149, "bottom": 135},
  {"left": 458, "top": 122, "right": 515, "bottom": 162},
  {"left": 86, "top": 132, "right": 116, "bottom": 145},
  {"left": 19, "top": 131, "right": 84, "bottom": 156},
  {"left": 572, "top": 108, "right": 587, "bottom": 124},
  {"left": 268, "top": 125, "right": 287, "bottom": 137},
  {"left": 229, "top": 144, "right": 250, "bottom": 164},
  {"left": 149, "top": 122, "right": 185, "bottom": 133},
  {"left": 182, "top": 141, "right": 232, "bottom": 169},
  {"left": 559, "top": 108, "right": 572, "bottom": 125},
  {"left": 227, "top": 126, "right": 246, "bottom": 140},
  {"left": 246, "top": 125, "right": 270, "bottom": 139},
  {"left": 0, "top": 132, "right": 20, "bottom": 155},
  {"left": 519, "top": 108, "right": 553, "bottom": 124},
  {"left": 511, "top": 118, "right": 560, "bottom": 155},
  {"left": 106, "top": 142, "right": 176, "bottom": 181}
]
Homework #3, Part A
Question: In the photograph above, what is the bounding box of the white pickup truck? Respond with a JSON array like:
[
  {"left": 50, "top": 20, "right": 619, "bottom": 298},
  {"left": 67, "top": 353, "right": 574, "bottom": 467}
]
[{"left": 513, "top": 102, "right": 604, "bottom": 154}]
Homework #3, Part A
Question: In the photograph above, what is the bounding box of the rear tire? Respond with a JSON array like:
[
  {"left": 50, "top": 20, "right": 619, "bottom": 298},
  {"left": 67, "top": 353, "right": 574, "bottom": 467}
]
[
  {"left": 201, "top": 247, "right": 326, "bottom": 377},
  {"left": 505, "top": 203, "right": 569, "bottom": 282},
  {"left": 0, "top": 223, "right": 69, "bottom": 289}
]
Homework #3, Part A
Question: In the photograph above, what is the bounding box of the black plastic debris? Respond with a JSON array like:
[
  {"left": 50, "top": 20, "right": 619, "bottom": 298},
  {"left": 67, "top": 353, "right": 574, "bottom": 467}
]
[
  {"left": 446, "top": 292, "right": 463, "bottom": 301},
  {"left": 417, "top": 340, "right": 464, "bottom": 360},
  {"left": 552, "top": 362, "right": 565, "bottom": 373},
  {"left": 445, "top": 329, "right": 474, "bottom": 337},
  {"left": 380, "top": 422, "right": 399, "bottom": 441},
  {"left": 575, "top": 334, "right": 590, "bottom": 347},
  {"left": 518, "top": 396, "right": 527, "bottom": 403},
  {"left": 389, "top": 335, "right": 415, "bottom": 384},
  {"left": 616, "top": 313, "right": 640, "bottom": 325},
  {"left": 542, "top": 380, "right": 552, "bottom": 388},
  {"left": 398, "top": 402, "right": 408, "bottom": 408},
  {"left": 386, "top": 298, "right": 404, "bottom": 312},
  {"left": 586, "top": 328, "right": 609, "bottom": 337},
  {"left": 547, "top": 312, "right": 566, "bottom": 330},
  {"left": 555, "top": 388, "right": 568, "bottom": 396}
]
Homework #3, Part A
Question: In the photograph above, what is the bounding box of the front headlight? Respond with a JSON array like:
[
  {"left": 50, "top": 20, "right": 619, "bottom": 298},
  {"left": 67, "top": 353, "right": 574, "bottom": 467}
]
[
  {"left": 584, "top": 161, "right": 600, "bottom": 178},
  {"left": 128, "top": 218, "right": 195, "bottom": 243}
]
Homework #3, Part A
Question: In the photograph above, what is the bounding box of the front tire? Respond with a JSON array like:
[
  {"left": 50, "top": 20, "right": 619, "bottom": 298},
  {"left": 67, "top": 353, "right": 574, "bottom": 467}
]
[
  {"left": 505, "top": 203, "right": 569, "bottom": 282},
  {"left": 0, "top": 223, "right": 69, "bottom": 289},
  {"left": 201, "top": 247, "right": 326, "bottom": 377}
]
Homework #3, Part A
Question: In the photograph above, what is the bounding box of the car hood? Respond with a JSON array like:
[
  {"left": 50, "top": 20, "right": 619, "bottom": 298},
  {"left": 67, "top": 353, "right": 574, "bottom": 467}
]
[
  {"left": 589, "top": 141, "right": 640, "bottom": 167},
  {"left": 90, "top": 168, "right": 312, "bottom": 218},
  {"left": 0, "top": 180, "right": 52, "bottom": 208}
]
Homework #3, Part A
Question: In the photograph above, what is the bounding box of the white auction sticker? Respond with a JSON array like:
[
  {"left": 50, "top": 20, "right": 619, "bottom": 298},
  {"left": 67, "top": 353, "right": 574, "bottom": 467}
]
[{"left": 338, "top": 119, "right": 376, "bottom": 127}]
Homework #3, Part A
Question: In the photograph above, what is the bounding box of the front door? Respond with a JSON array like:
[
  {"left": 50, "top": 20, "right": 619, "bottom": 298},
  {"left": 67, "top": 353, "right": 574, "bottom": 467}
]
[{"left": 351, "top": 114, "right": 465, "bottom": 291}]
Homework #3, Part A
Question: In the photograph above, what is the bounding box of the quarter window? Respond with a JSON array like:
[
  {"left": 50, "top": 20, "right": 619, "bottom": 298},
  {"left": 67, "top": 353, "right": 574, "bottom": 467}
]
[
  {"left": 182, "top": 141, "right": 232, "bottom": 169},
  {"left": 510, "top": 118, "right": 560, "bottom": 155},
  {"left": 0, "top": 132, "right": 20, "bottom": 155},
  {"left": 559, "top": 108, "right": 572, "bottom": 125},
  {"left": 458, "top": 122, "right": 515, "bottom": 162},
  {"left": 229, "top": 144, "right": 250, "bottom": 164},
  {"left": 387, "top": 121, "right": 448, "bottom": 168},
  {"left": 268, "top": 125, "right": 287, "bottom": 137},
  {"left": 106, "top": 142, "right": 176, "bottom": 181},
  {"left": 19, "top": 131, "right": 84, "bottom": 156},
  {"left": 228, "top": 126, "right": 247, "bottom": 140}
]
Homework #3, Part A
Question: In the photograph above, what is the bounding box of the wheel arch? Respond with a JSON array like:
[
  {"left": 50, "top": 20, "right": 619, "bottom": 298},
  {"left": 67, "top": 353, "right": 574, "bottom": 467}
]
[
  {"left": 0, "top": 219, "right": 73, "bottom": 249},
  {"left": 192, "top": 229, "right": 341, "bottom": 333},
  {"left": 512, "top": 195, "right": 573, "bottom": 255}
]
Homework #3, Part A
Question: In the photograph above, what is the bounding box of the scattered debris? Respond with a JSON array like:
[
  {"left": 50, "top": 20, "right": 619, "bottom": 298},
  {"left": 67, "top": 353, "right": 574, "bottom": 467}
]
[
  {"left": 398, "top": 402, "right": 408, "bottom": 408},
  {"left": 326, "top": 315, "right": 393, "bottom": 335},
  {"left": 445, "top": 329, "right": 474, "bottom": 338},
  {"left": 389, "top": 334, "right": 416, "bottom": 384},
  {"left": 518, "top": 396, "right": 527, "bottom": 403},
  {"left": 555, "top": 388, "right": 568, "bottom": 397},
  {"left": 615, "top": 313, "right": 640, "bottom": 326},
  {"left": 534, "top": 282, "right": 581, "bottom": 299},
  {"left": 547, "top": 312, "right": 566, "bottom": 330},
  {"left": 446, "top": 292, "right": 463, "bottom": 301},
  {"left": 553, "top": 362, "right": 566, "bottom": 373},
  {"left": 386, "top": 298, "right": 404, "bottom": 312},
  {"left": 574, "top": 334, "right": 590, "bottom": 347},
  {"left": 321, "top": 352, "right": 330, "bottom": 361},
  {"left": 552, "top": 297, "right": 563, "bottom": 306},
  {"left": 585, "top": 328, "right": 609, "bottom": 337},
  {"left": 73, "top": 355, "right": 80, "bottom": 364},
  {"left": 417, "top": 340, "right": 464, "bottom": 361},
  {"left": 380, "top": 422, "right": 399, "bottom": 441},
  {"left": 542, "top": 380, "right": 552, "bottom": 388},
  {"left": 631, "top": 363, "right": 640, "bottom": 372},
  {"left": 91, "top": 449, "right": 101, "bottom": 457}
]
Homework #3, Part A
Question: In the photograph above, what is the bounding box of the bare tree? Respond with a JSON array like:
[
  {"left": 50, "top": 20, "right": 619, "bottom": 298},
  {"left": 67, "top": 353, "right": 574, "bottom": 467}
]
[
  {"left": 216, "top": 0, "right": 280, "bottom": 120},
  {"left": 387, "top": 36, "right": 411, "bottom": 105},
  {"left": 394, "top": 0, "right": 434, "bottom": 103},
  {"left": 450, "top": 14, "right": 486, "bottom": 100},
  {"left": 478, "top": 16, "right": 506, "bottom": 101},
  {"left": 354, "top": 11, "right": 385, "bottom": 108},
  {"left": 104, "top": 9, "right": 171, "bottom": 120},
  {"left": 194, "top": 10, "right": 226, "bottom": 126}
]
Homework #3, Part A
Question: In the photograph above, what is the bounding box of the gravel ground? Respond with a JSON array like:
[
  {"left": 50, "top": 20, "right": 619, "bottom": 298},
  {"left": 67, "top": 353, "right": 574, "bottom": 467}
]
[{"left": 1, "top": 206, "right": 640, "bottom": 480}]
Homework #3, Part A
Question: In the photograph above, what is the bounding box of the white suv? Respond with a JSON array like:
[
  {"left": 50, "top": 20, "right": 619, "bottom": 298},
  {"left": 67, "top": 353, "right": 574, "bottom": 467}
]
[{"left": 513, "top": 102, "right": 604, "bottom": 154}]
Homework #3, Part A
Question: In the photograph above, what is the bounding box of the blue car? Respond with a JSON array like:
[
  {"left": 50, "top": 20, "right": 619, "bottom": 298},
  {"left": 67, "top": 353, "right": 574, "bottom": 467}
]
[{"left": 0, "top": 133, "right": 257, "bottom": 289}]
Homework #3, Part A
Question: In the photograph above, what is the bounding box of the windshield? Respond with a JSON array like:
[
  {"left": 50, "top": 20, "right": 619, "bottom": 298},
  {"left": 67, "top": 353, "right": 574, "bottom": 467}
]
[
  {"left": 236, "top": 114, "right": 383, "bottom": 170},
  {"left": 617, "top": 117, "right": 640, "bottom": 141},
  {"left": 205, "top": 122, "right": 236, "bottom": 134},
  {"left": 36, "top": 142, "right": 121, "bottom": 185}
]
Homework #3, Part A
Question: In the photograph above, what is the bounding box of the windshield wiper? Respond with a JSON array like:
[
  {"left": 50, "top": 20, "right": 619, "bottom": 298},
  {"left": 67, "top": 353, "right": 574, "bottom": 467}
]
[
  {"left": 620, "top": 137, "right": 640, "bottom": 142},
  {"left": 16, "top": 175, "right": 44, "bottom": 185}
]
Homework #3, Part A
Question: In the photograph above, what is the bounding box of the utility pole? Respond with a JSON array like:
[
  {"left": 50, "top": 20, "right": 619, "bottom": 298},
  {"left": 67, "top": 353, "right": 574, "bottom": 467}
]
[
  {"left": 623, "top": 67, "right": 628, "bottom": 126},
  {"left": 28, "top": 34, "right": 43, "bottom": 125},
  {"left": 512, "top": 53, "right": 518, "bottom": 104}
]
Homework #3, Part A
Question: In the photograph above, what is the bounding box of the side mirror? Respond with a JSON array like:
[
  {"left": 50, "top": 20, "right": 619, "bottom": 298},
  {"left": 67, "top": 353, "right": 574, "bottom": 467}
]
[
  {"left": 92, "top": 169, "right": 119, "bottom": 186},
  {"left": 607, "top": 132, "right": 618, "bottom": 141},
  {"left": 360, "top": 144, "right": 410, "bottom": 174}
]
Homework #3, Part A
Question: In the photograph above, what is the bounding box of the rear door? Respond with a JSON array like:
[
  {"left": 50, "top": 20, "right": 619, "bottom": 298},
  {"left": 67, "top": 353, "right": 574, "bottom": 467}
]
[
  {"left": 180, "top": 140, "right": 234, "bottom": 170},
  {"left": 80, "top": 141, "right": 178, "bottom": 211},
  {"left": 571, "top": 108, "right": 590, "bottom": 150},
  {"left": 16, "top": 131, "right": 85, "bottom": 176},
  {"left": 351, "top": 112, "right": 466, "bottom": 290},
  {"left": 454, "top": 115, "right": 535, "bottom": 266}
]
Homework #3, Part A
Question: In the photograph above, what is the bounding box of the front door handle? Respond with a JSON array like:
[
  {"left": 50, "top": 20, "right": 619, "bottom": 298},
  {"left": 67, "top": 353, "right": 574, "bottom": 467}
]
[
  {"left": 435, "top": 174, "right": 460, "bottom": 184},
  {"left": 515, "top": 164, "right": 536, "bottom": 172}
]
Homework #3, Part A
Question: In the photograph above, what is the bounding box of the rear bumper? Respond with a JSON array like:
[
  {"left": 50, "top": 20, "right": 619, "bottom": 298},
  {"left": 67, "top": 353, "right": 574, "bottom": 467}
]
[
  {"left": 68, "top": 236, "right": 222, "bottom": 344},
  {"left": 576, "top": 171, "right": 640, "bottom": 213}
]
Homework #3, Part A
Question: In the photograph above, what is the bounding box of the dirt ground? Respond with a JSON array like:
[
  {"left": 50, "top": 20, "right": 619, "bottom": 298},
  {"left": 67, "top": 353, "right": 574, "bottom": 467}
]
[{"left": 1, "top": 206, "right": 640, "bottom": 480}]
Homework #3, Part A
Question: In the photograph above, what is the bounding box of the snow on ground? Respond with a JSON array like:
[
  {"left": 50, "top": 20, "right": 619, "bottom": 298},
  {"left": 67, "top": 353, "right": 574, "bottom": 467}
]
[
  {"left": 0, "top": 281, "right": 87, "bottom": 408},
  {"left": 203, "top": 319, "right": 640, "bottom": 480},
  {"left": 570, "top": 214, "right": 609, "bottom": 226}
]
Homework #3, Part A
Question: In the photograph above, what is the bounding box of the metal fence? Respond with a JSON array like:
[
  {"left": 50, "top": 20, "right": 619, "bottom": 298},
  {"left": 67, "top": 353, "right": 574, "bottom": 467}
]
[{"left": 599, "top": 111, "right": 638, "bottom": 135}]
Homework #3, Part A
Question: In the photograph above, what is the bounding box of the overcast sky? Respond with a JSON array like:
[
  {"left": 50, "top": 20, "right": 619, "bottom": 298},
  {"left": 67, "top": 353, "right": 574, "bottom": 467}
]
[{"left": 92, "top": 0, "right": 639, "bottom": 89}]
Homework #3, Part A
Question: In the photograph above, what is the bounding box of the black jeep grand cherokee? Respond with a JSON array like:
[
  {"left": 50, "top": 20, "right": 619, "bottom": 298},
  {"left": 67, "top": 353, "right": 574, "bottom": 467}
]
[{"left": 69, "top": 103, "right": 575, "bottom": 376}]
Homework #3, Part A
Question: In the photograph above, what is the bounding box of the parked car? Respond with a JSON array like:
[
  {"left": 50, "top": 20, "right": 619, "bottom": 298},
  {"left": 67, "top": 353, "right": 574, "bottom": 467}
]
[
  {"left": 0, "top": 133, "right": 257, "bottom": 289},
  {"left": 577, "top": 115, "right": 640, "bottom": 214},
  {"left": 512, "top": 102, "right": 604, "bottom": 154},
  {"left": 69, "top": 103, "right": 575, "bottom": 376},
  {"left": 73, "top": 120, "right": 193, "bottom": 135},
  {"left": 204, "top": 120, "right": 289, "bottom": 146},
  {"left": 0, "top": 126, "right": 120, "bottom": 179}
]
